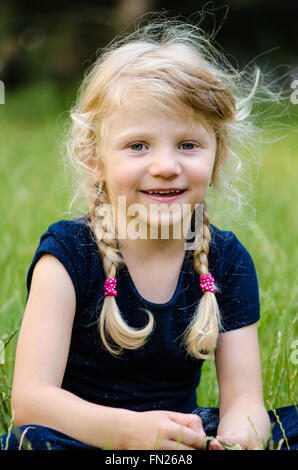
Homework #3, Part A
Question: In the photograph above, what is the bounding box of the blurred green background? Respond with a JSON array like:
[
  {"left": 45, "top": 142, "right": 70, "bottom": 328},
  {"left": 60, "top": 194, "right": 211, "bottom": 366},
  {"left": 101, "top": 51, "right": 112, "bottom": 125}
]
[{"left": 0, "top": 0, "right": 297, "bottom": 435}]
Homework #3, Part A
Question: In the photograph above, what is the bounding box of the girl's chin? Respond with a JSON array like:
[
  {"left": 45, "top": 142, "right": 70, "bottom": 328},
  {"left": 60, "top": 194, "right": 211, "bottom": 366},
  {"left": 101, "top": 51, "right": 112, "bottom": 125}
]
[{"left": 135, "top": 215, "right": 185, "bottom": 236}]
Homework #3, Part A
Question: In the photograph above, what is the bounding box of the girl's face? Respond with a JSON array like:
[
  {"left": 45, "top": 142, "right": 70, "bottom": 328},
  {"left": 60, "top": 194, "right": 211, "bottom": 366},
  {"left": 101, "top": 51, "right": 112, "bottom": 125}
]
[{"left": 98, "top": 104, "right": 217, "bottom": 237}]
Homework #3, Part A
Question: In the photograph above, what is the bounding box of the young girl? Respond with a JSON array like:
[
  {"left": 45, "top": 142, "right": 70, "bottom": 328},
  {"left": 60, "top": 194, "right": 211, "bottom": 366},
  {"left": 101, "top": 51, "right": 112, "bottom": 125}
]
[{"left": 1, "top": 16, "right": 297, "bottom": 451}]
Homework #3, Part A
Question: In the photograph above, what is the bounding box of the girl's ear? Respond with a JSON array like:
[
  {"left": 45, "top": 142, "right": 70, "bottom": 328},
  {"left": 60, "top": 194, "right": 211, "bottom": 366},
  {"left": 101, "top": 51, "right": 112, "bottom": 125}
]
[
  {"left": 211, "top": 138, "right": 229, "bottom": 182},
  {"left": 216, "top": 146, "right": 228, "bottom": 173},
  {"left": 77, "top": 141, "right": 106, "bottom": 182},
  {"left": 77, "top": 142, "right": 96, "bottom": 169},
  {"left": 211, "top": 154, "right": 226, "bottom": 183},
  {"left": 95, "top": 157, "right": 106, "bottom": 183}
]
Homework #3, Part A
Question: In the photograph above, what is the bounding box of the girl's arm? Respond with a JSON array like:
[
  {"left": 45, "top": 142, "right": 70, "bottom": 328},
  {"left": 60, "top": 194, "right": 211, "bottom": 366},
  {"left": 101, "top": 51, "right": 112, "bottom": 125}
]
[
  {"left": 11, "top": 254, "right": 133, "bottom": 449},
  {"left": 11, "top": 254, "right": 205, "bottom": 450},
  {"left": 211, "top": 323, "right": 271, "bottom": 450}
]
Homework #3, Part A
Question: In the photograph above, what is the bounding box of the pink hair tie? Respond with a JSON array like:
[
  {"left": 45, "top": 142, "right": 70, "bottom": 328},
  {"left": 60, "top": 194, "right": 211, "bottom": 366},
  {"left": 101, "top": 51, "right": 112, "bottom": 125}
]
[
  {"left": 200, "top": 273, "right": 215, "bottom": 294},
  {"left": 104, "top": 277, "right": 117, "bottom": 297}
]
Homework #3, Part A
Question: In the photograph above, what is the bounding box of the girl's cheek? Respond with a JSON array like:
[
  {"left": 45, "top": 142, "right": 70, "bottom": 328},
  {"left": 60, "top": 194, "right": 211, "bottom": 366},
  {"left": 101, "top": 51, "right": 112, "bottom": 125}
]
[{"left": 188, "top": 163, "right": 210, "bottom": 181}]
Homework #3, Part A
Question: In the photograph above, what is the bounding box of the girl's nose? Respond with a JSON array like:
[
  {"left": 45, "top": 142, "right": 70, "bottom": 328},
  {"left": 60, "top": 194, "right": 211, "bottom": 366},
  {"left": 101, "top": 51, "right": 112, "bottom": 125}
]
[{"left": 148, "top": 149, "right": 181, "bottom": 177}]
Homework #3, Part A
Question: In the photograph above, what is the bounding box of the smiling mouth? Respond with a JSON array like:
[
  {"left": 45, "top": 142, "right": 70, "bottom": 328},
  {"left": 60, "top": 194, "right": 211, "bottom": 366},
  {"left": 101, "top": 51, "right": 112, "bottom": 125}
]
[
  {"left": 140, "top": 190, "right": 186, "bottom": 201},
  {"left": 141, "top": 189, "right": 185, "bottom": 196}
]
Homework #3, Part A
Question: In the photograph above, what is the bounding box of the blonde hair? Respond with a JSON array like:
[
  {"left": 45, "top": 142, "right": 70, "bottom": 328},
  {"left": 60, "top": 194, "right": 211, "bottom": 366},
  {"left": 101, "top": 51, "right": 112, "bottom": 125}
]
[{"left": 64, "top": 15, "right": 265, "bottom": 359}]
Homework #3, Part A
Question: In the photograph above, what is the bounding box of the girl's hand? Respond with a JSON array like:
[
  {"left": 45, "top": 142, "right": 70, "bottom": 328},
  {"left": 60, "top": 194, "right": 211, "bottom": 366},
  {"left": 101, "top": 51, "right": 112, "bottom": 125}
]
[
  {"left": 120, "top": 410, "right": 206, "bottom": 450},
  {"left": 209, "top": 429, "right": 263, "bottom": 450}
]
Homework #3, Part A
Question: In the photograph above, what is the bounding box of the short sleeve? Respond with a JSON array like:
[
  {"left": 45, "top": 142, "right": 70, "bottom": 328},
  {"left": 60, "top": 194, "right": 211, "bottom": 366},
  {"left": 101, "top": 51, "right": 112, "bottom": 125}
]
[
  {"left": 26, "top": 218, "right": 92, "bottom": 311},
  {"left": 215, "top": 232, "right": 260, "bottom": 332}
]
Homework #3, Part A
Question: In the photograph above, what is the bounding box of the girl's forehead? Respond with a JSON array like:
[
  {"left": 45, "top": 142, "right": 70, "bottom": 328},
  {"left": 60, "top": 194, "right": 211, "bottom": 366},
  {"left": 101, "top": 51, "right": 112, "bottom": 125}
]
[{"left": 103, "top": 103, "right": 214, "bottom": 136}]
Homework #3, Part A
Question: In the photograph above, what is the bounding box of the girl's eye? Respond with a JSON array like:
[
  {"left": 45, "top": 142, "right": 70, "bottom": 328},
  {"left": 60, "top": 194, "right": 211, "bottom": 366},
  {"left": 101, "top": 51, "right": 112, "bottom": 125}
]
[
  {"left": 179, "top": 142, "right": 198, "bottom": 150},
  {"left": 129, "top": 143, "right": 147, "bottom": 151},
  {"left": 128, "top": 142, "right": 199, "bottom": 152}
]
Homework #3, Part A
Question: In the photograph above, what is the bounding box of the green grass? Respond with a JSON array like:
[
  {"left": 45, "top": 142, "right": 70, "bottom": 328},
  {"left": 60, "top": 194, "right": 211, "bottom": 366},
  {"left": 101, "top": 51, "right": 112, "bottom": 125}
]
[{"left": 0, "top": 81, "right": 297, "bottom": 437}]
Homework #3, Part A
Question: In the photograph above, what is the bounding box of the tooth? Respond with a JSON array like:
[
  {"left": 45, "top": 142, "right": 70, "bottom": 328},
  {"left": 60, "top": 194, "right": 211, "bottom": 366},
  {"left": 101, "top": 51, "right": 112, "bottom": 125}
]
[{"left": 146, "top": 190, "right": 182, "bottom": 194}]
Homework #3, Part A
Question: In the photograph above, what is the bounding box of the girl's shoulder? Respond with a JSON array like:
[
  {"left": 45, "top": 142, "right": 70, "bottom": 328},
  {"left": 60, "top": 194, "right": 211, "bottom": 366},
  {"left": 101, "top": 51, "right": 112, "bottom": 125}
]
[
  {"left": 27, "top": 215, "right": 103, "bottom": 310},
  {"left": 44, "top": 215, "right": 92, "bottom": 239},
  {"left": 207, "top": 224, "right": 260, "bottom": 331},
  {"left": 209, "top": 223, "right": 250, "bottom": 258},
  {"left": 35, "top": 214, "right": 96, "bottom": 251},
  {"left": 208, "top": 223, "right": 258, "bottom": 281}
]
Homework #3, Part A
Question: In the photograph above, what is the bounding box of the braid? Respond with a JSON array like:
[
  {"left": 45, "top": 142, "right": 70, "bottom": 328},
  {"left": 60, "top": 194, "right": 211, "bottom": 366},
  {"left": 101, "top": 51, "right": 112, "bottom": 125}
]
[
  {"left": 183, "top": 200, "right": 222, "bottom": 359},
  {"left": 194, "top": 201, "right": 211, "bottom": 277},
  {"left": 87, "top": 183, "right": 154, "bottom": 356}
]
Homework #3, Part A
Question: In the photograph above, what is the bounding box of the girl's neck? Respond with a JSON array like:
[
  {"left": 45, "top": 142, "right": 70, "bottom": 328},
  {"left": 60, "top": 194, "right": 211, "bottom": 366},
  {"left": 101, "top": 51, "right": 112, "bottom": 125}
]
[{"left": 118, "top": 236, "right": 187, "bottom": 264}]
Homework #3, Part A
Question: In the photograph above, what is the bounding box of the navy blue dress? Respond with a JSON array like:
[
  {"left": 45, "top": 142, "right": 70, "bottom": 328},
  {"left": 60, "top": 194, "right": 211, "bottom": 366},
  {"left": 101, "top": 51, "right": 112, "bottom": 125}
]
[{"left": 1, "top": 216, "right": 297, "bottom": 450}]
